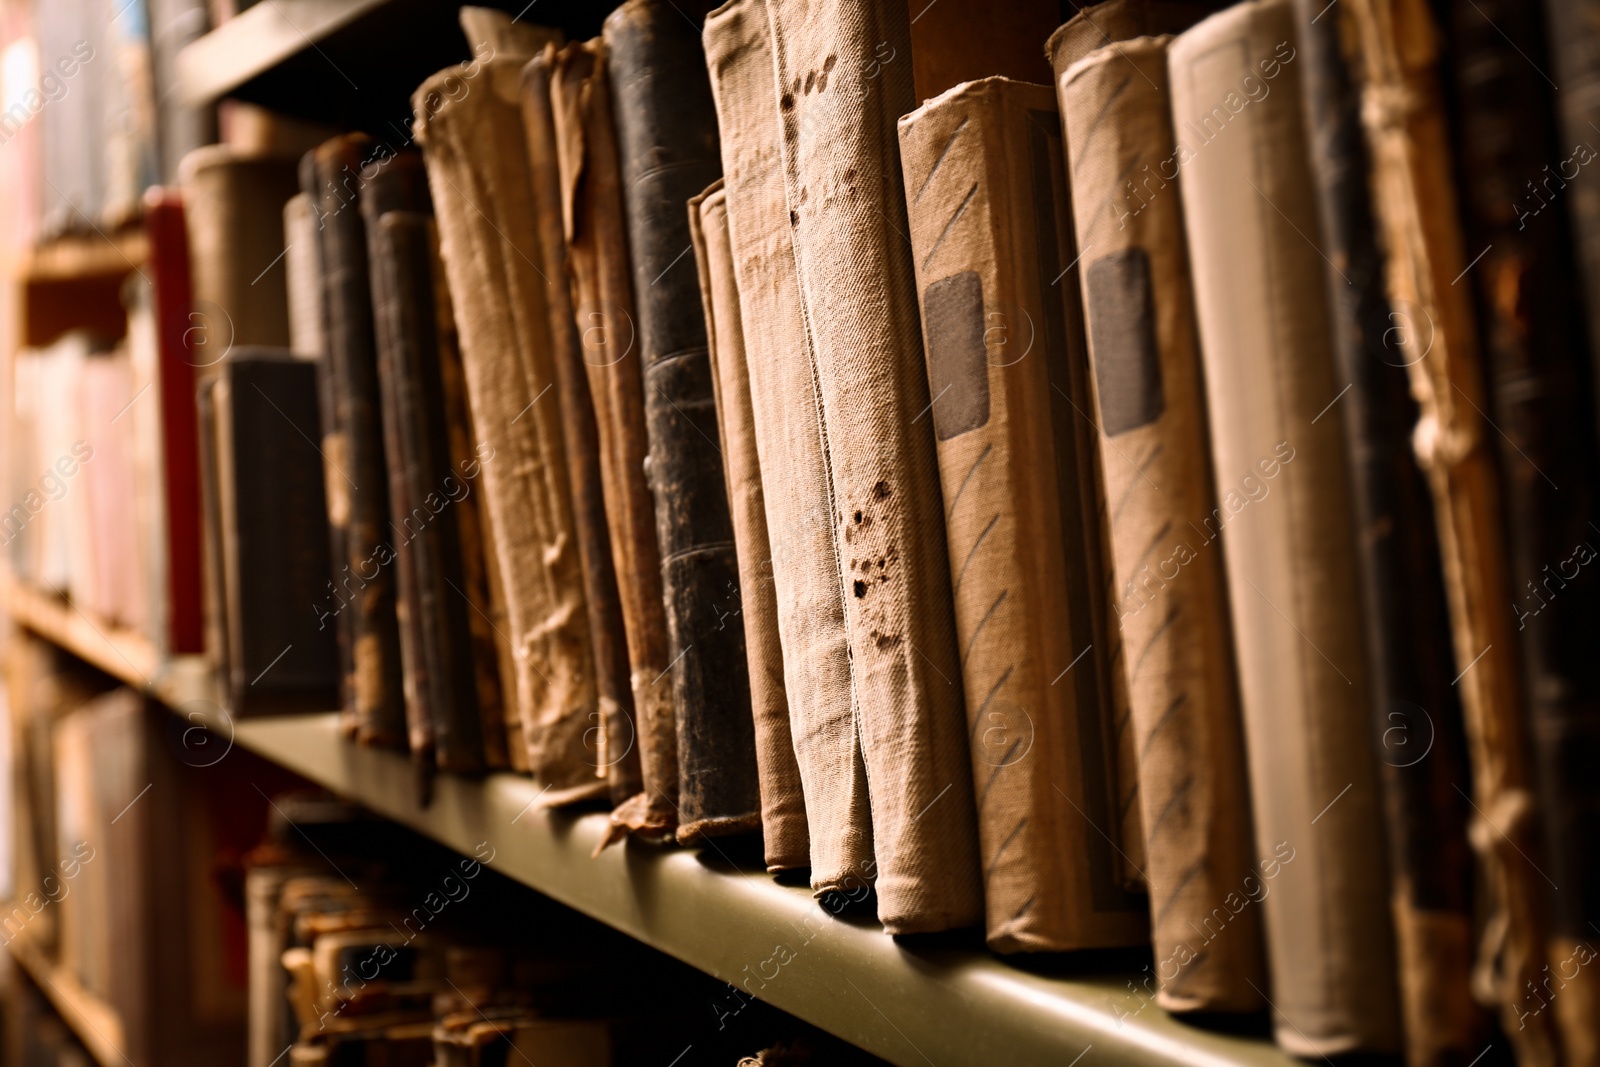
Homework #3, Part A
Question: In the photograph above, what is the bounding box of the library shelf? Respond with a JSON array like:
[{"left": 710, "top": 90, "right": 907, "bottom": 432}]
[
  {"left": 4, "top": 927, "right": 128, "bottom": 1067},
  {"left": 15, "top": 229, "right": 148, "bottom": 286},
  {"left": 4, "top": 579, "right": 1295, "bottom": 1067}
]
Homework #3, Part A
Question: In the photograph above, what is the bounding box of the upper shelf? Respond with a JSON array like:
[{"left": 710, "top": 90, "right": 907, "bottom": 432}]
[{"left": 175, "top": 0, "right": 616, "bottom": 134}]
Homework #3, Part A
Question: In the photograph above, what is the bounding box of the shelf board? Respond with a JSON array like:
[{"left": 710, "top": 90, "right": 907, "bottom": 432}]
[
  {"left": 176, "top": 0, "right": 615, "bottom": 134},
  {"left": 4, "top": 578, "right": 212, "bottom": 710},
  {"left": 220, "top": 712, "right": 1295, "bottom": 1067},
  {"left": 17, "top": 229, "right": 148, "bottom": 285},
  {"left": 5, "top": 928, "right": 129, "bottom": 1067}
]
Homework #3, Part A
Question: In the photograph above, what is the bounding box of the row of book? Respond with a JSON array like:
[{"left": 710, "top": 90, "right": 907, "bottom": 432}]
[{"left": 135, "top": 1, "right": 1598, "bottom": 1066}]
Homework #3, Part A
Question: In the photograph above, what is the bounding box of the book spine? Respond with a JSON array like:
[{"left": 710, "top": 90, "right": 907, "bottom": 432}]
[
  {"left": 413, "top": 57, "right": 607, "bottom": 806},
  {"left": 426, "top": 224, "right": 511, "bottom": 772},
  {"left": 690, "top": 181, "right": 811, "bottom": 872},
  {"left": 898, "top": 77, "right": 1152, "bottom": 953},
  {"left": 549, "top": 40, "right": 678, "bottom": 839},
  {"left": 1059, "top": 39, "right": 1265, "bottom": 1006},
  {"left": 1293, "top": 1, "right": 1484, "bottom": 1059},
  {"left": 767, "top": 0, "right": 983, "bottom": 933},
  {"left": 521, "top": 49, "right": 643, "bottom": 804},
  {"left": 1170, "top": 0, "right": 1399, "bottom": 1053},
  {"left": 1443, "top": 0, "right": 1600, "bottom": 1051},
  {"left": 604, "top": 0, "right": 760, "bottom": 845},
  {"left": 702, "top": 0, "right": 875, "bottom": 896},
  {"left": 366, "top": 206, "right": 489, "bottom": 776},
  {"left": 1345, "top": 1, "right": 1558, "bottom": 1059},
  {"left": 309, "top": 135, "right": 408, "bottom": 748}
]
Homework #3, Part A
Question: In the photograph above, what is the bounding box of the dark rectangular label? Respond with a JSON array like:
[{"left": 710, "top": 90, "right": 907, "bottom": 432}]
[
  {"left": 1086, "top": 248, "right": 1164, "bottom": 436},
  {"left": 923, "top": 270, "right": 990, "bottom": 440}
]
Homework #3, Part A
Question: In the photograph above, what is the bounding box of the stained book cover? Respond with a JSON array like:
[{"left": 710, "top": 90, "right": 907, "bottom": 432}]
[
  {"left": 765, "top": 0, "right": 983, "bottom": 932},
  {"left": 550, "top": 39, "right": 678, "bottom": 839},
  {"left": 898, "top": 78, "right": 1152, "bottom": 954},
  {"left": 1170, "top": 0, "right": 1399, "bottom": 1053},
  {"left": 604, "top": 0, "right": 760, "bottom": 845},
  {"left": 520, "top": 50, "right": 643, "bottom": 804},
  {"left": 414, "top": 55, "right": 608, "bottom": 806},
  {"left": 702, "top": 0, "right": 874, "bottom": 897},
  {"left": 1058, "top": 37, "right": 1266, "bottom": 1007},
  {"left": 689, "top": 180, "right": 810, "bottom": 872}
]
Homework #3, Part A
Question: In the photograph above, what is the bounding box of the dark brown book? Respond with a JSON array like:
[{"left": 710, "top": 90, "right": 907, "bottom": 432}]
[
  {"left": 365, "top": 203, "right": 488, "bottom": 778},
  {"left": 521, "top": 50, "right": 643, "bottom": 804},
  {"left": 208, "top": 348, "right": 339, "bottom": 713},
  {"left": 1443, "top": 0, "right": 1600, "bottom": 1050},
  {"left": 1294, "top": 1, "right": 1483, "bottom": 1060},
  {"left": 304, "top": 135, "right": 411, "bottom": 748},
  {"left": 604, "top": 0, "right": 760, "bottom": 845}
]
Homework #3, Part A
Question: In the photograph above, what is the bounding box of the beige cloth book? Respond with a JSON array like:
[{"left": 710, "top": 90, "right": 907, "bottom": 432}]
[
  {"left": 1170, "top": 0, "right": 1399, "bottom": 1053},
  {"left": 765, "top": 0, "right": 983, "bottom": 932},
  {"left": 412, "top": 56, "right": 607, "bottom": 806},
  {"left": 1059, "top": 36, "right": 1265, "bottom": 1010},
  {"left": 1347, "top": 1, "right": 1557, "bottom": 1063},
  {"left": 549, "top": 39, "right": 678, "bottom": 842},
  {"left": 689, "top": 180, "right": 811, "bottom": 873},
  {"left": 898, "top": 77, "right": 1151, "bottom": 953},
  {"left": 702, "top": 0, "right": 874, "bottom": 899}
]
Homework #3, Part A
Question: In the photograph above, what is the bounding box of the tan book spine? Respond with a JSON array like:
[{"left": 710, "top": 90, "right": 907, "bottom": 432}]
[
  {"left": 898, "top": 77, "right": 1151, "bottom": 952},
  {"left": 520, "top": 49, "right": 641, "bottom": 802},
  {"left": 1348, "top": 1, "right": 1556, "bottom": 1062},
  {"left": 767, "top": 0, "right": 983, "bottom": 932},
  {"left": 1170, "top": 0, "right": 1399, "bottom": 1053},
  {"left": 1059, "top": 36, "right": 1265, "bottom": 1008},
  {"left": 549, "top": 40, "right": 678, "bottom": 840},
  {"left": 413, "top": 57, "right": 606, "bottom": 806},
  {"left": 689, "top": 179, "right": 811, "bottom": 873},
  {"left": 701, "top": 0, "right": 875, "bottom": 897}
]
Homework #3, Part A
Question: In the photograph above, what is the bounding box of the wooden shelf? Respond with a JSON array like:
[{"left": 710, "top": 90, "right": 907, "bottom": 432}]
[
  {"left": 17, "top": 230, "right": 148, "bottom": 286},
  {"left": 176, "top": 0, "right": 615, "bottom": 134},
  {"left": 5, "top": 929, "right": 128, "bottom": 1067},
  {"left": 4, "top": 578, "right": 213, "bottom": 711}
]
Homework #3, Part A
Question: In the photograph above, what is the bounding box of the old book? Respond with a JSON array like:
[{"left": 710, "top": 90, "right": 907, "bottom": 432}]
[
  {"left": 414, "top": 56, "right": 608, "bottom": 806},
  {"left": 605, "top": 0, "right": 760, "bottom": 845},
  {"left": 284, "top": 193, "right": 325, "bottom": 359},
  {"left": 366, "top": 204, "right": 487, "bottom": 777},
  {"left": 425, "top": 227, "right": 512, "bottom": 774},
  {"left": 899, "top": 77, "right": 1154, "bottom": 953},
  {"left": 767, "top": 0, "right": 983, "bottom": 932},
  {"left": 210, "top": 348, "right": 340, "bottom": 713},
  {"left": 1443, "top": 1, "right": 1600, "bottom": 1058},
  {"left": 179, "top": 146, "right": 298, "bottom": 355},
  {"left": 1346, "top": 1, "right": 1558, "bottom": 1061},
  {"left": 1058, "top": 37, "right": 1265, "bottom": 1003},
  {"left": 1170, "top": 0, "right": 1399, "bottom": 1054},
  {"left": 689, "top": 181, "right": 810, "bottom": 872},
  {"left": 906, "top": 0, "right": 1059, "bottom": 99},
  {"left": 143, "top": 192, "right": 205, "bottom": 655},
  {"left": 306, "top": 135, "right": 418, "bottom": 749},
  {"left": 520, "top": 49, "right": 643, "bottom": 803},
  {"left": 549, "top": 40, "right": 677, "bottom": 839},
  {"left": 1293, "top": 1, "right": 1483, "bottom": 1060},
  {"left": 701, "top": 0, "right": 874, "bottom": 895}
]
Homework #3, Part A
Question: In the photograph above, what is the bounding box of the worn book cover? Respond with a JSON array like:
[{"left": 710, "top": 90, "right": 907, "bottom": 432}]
[{"left": 899, "top": 77, "right": 1154, "bottom": 953}]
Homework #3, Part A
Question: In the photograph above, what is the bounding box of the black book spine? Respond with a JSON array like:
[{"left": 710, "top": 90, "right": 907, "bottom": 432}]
[
  {"left": 309, "top": 134, "right": 407, "bottom": 747},
  {"left": 604, "top": 0, "right": 760, "bottom": 842}
]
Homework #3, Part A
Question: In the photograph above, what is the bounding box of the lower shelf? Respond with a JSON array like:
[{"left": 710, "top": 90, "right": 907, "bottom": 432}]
[
  {"left": 221, "top": 712, "right": 1294, "bottom": 1067},
  {"left": 4, "top": 928, "right": 127, "bottom": 1067}
]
